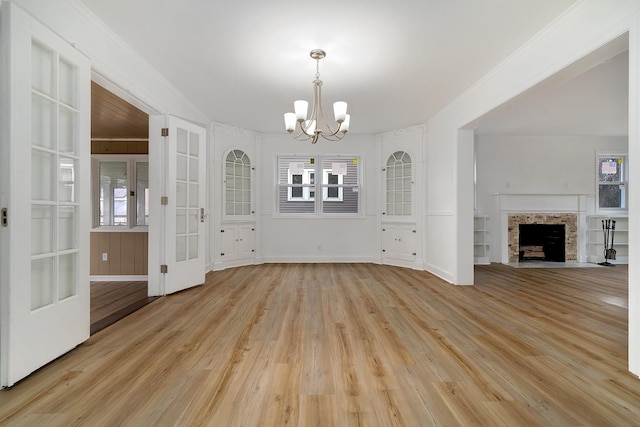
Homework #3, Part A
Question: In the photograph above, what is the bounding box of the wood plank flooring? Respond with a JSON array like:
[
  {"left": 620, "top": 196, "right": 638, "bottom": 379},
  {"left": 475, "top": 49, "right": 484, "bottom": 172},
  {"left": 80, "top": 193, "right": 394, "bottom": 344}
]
[
  {"left": 90, "top": 281, "right": 154, "bottom": 335},
  {"left": 1, "top": 263, "right": 639, "bottom": 426}
]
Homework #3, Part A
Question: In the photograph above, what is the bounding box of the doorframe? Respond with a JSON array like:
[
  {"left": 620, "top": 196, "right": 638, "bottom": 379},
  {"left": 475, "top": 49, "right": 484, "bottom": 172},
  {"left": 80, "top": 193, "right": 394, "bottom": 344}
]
[{"left": 90, "top": 72, "right": 162, "bottom": 297}]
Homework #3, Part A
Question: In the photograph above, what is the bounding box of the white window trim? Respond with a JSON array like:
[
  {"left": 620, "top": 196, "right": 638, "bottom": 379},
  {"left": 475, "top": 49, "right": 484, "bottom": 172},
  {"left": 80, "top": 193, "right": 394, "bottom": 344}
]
[
  {"left": 276, "top": 154, "right": 361, "bottom": 217},
  {"left": 596, "top": 152, "right": 628, "bottom": 214},
  {"left": 92, "top": 154, "right": 149, "bottom": 231}
]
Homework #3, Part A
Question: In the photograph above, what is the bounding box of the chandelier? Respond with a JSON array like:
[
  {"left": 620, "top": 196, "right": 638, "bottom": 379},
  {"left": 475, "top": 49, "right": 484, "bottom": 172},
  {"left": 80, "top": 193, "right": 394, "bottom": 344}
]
[{"left": 284, "top": 49, "right": 350, "bottom": 144}]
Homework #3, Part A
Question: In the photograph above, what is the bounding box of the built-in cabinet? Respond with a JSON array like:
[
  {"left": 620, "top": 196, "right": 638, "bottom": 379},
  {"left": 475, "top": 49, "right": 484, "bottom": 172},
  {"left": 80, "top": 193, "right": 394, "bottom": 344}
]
[
  {"left": 587, "top": 215, "right": 628, "bottom": 264},
  {"left": 219, "top": 223, "right": 256, "bottom": 264},
  {"left": 474, "top": 215, "right": 490, "bottom": 264},
  {"left": 382, "top": 223, "right": 417, "bottom": 264},
  {"left": 378, "top": 126, "right": 424, "bottom": 270}
]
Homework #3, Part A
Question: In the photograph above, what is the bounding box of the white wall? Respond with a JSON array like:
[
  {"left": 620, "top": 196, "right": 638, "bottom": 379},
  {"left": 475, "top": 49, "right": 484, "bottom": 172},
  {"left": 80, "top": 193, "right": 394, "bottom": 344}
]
[
  {"left": 475, "top": 134, "right": 628, "bottom": 262},
  {"left": 258, "top": 133, "right": 380, "bottom": 263}
]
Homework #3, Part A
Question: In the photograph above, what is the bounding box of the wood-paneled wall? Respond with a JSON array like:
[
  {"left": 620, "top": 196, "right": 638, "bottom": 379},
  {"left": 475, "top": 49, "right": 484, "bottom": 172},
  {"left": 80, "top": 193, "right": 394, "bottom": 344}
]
[{"left": 90, "top": 232, "right": 148, "bottom": 275}]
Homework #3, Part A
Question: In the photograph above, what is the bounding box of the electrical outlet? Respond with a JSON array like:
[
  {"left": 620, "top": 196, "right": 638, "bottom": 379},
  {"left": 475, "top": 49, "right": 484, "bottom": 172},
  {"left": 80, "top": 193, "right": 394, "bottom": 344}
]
[{"left": 102, "top": 252, "right": 108, "bottom": 261}]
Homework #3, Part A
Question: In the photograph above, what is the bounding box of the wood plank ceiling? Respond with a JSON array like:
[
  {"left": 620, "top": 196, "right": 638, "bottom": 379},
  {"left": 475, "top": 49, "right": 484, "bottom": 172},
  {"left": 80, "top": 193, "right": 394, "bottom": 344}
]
[{"left": 91, "top": 81, "right": 149, "bottom": 154}]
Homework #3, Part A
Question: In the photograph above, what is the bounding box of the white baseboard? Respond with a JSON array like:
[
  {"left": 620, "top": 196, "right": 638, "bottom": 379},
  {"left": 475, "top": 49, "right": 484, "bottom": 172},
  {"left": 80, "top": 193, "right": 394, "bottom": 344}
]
[{"left": 90, "top": 275, "right": 148, "bottom": 282}]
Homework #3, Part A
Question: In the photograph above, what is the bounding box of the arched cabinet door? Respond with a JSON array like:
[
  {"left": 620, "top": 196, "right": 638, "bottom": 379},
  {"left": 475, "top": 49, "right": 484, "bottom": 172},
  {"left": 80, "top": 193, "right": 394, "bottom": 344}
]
[{"left": 384, "top": 151, "right": 412, "bottom": 217}]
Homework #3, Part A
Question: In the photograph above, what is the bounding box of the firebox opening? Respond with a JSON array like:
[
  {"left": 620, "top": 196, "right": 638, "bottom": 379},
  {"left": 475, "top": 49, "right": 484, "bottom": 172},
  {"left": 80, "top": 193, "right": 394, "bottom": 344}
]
[{"left": 519, "top": 224, "right": 565, "bottom": 262}]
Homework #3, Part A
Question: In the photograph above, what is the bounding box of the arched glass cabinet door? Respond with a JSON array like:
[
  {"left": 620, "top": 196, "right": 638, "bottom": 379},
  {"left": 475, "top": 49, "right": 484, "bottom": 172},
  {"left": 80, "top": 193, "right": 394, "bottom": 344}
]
[
  {"left": 385, "top": 151, "right": 412, "bottom": 216},
  {"left": 224, "top": 149, "right": 252, "bottom": 216}
]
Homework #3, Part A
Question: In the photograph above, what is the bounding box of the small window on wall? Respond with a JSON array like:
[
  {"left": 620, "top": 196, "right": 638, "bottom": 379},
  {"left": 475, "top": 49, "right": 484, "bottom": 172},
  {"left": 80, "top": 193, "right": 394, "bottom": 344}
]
[
  {"left": 597, "top": 154, "right": 628, "bottom": 210},
  {"left": 93, "top": 156, "right": 149, "bottom": 228},
  {"left": 385, "top": 151, "right": 412, "bottom": 216},
  {"left": 225, "top": 150, "right": 252, "bottom": 216},
  {"left": 277, "top": 155, "right": 360, "bottom": 215}
]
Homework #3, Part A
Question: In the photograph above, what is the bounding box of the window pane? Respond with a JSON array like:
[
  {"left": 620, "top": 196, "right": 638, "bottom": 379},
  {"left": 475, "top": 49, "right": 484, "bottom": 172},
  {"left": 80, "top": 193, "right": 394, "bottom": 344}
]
[
  {"left": 58, "top": 206, "right": 76, "bottom": 251},
  {"left": 32, "top": 149, "right": 54, "bottom": 201},
  {"left": 321, "top": 156, "right": 358, "bottom": 213},
  {"left": 176, "top": 182, "right": 187, "bottom": 208},
  {"left": 32, "top": 205, "right": 54, "bottom": 255},
  {"left": 599, "top": 184, "right": 624, "bottom": 208},
  {"left": 176, "top": 236, "right": 186, "bottom": 262},
  {"left": 59, "top": 56, "right": 77, "bottom": 108},
  {"left": 32, "top": 41, "right": 54, "bottom": 96},
  {"left": 58, "top": 253, "right": 76, "bottom": 300},
  {"left": 136, "top": 163, "right": 149, "bottom": 226},
  {"left": 598, "top": 158, "right": 622, "bottom": 182},
  {"left": 99, "top": 162, "right": 128, "bottom": 226},
  {"left": 32, "top": 95, "right": 54, "bottom": 149},
  {"left": 189, "top": 235, "right": 198, "bottom": 259},
  {"left": 31, "top": 257, "right": 54, "bottom": 310},
  {"left": 59, "top": 157, "right": 76, "bottom": 203},
  {"left": 176, "top": 209, "right": 187, "bottom": 235},
  {"left": 177, "top": 129, "right": 188, "bottom": 154}
]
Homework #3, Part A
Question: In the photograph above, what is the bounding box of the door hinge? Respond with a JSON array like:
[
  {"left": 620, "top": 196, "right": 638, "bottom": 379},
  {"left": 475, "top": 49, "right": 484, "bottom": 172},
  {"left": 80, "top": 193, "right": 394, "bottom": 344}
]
[
  {"left": 1, "top": 208, "right": 7, "bottom": 227},
  {"left": 160, "top": 264, "right": 168, "bottom": 274},
  {"left": 161, "top": 128, "right": 169, "bottom": 137},
  {"left": 161, "top": 196, "right": 168, "bottom": 205},
  {"left": 200, "top": 208, "right": 205, "bottom": 223}
]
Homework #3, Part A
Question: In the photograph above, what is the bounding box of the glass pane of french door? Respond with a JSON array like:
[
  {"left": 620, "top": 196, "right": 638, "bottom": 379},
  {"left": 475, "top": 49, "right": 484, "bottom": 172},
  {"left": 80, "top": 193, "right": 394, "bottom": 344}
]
[
  {"left": 31, "top": 39, "right": 80, "bottom": 309},
  {"left": 175, "top": 129, "right": 200, "bottom": 262}
]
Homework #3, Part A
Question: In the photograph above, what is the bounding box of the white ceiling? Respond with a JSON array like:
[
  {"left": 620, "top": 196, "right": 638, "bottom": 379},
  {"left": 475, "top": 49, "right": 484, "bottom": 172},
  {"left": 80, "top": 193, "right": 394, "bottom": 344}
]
[{"left": 76, "top": 0, "right": 628, "bottom": 136}]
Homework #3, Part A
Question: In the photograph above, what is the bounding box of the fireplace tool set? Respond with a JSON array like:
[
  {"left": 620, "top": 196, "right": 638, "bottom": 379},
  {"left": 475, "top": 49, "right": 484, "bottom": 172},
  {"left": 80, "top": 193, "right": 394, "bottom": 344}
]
[{"left": 598, "top": 218, "right": 616, "bottom": 266}]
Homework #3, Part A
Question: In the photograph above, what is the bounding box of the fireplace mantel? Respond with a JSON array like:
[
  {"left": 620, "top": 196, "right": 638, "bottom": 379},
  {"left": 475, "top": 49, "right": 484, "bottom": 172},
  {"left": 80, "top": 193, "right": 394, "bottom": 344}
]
[{"left": 495, "top": 194, "right": 590, "bottom": 263}]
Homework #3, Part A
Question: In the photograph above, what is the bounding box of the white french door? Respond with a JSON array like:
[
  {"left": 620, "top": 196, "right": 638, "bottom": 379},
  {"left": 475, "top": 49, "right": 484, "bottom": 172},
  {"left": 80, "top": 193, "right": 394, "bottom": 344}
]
[
  {"left": 0, "top": 3, "right": 91, "bottom": 386},
  {"left": 150, "top": 115, "right": 206, "bottom": 294}
]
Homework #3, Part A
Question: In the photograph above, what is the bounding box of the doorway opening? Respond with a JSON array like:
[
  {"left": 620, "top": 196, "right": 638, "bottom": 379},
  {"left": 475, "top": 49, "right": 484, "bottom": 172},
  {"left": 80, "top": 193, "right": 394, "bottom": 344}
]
[{"left": 89, "top": 81, "right": 155, "bottom": 334}]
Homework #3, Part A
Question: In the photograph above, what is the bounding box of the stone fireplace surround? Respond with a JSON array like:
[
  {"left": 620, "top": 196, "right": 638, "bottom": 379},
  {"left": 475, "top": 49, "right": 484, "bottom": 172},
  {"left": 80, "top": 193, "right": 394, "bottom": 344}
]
[
  {"left": 508, "top": 213, "right": 577, "bottom": 262},
  {"left": 496, "top": 194, "right": 589, "bottom": 264}
]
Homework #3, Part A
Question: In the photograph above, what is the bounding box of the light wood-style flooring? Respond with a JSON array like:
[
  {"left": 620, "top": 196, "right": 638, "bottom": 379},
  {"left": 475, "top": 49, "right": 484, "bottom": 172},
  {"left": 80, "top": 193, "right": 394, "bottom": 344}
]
[{"left": 1, "top": 263, "right": 639, "bottom": 426}]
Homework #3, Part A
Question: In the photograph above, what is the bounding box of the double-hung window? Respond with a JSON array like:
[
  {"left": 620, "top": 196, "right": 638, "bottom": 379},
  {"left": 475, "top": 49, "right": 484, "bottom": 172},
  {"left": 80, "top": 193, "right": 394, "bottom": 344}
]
[
  {"left": 92, "top": 155, "right": 149, "bottom": 228},
  {"left": 597, "top": 154, "right": 628, "bottom": 211},
  {"left": 277, "top": 155, "right": 360, "bottom": 215}
]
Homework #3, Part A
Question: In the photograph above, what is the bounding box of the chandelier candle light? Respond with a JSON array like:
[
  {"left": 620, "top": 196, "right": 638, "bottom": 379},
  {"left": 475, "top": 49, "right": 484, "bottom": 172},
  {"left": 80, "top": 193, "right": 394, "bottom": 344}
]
[{"left": 284, "top": 49, "right": 350, "bottom": 144}]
